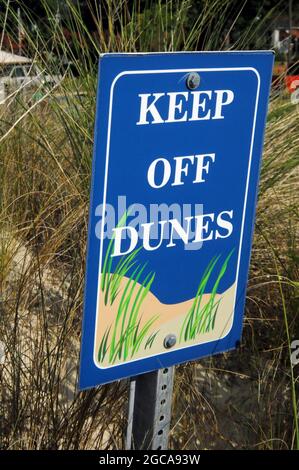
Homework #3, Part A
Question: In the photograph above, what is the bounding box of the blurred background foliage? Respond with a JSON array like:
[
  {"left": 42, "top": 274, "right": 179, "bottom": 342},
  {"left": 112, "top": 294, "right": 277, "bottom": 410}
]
[{"left": 0, "top": 0, "right": 298, "bottom": 451}]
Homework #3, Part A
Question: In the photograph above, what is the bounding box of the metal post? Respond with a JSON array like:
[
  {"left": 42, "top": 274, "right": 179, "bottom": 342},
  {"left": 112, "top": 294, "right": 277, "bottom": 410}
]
[{"left": 126, "top": 367, "right": 175, "bottom": 450}]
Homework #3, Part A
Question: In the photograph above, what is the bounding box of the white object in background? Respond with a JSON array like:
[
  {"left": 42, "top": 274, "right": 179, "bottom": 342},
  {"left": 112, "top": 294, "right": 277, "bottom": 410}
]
[
  {"left": 0, "top": 82, "right": 6, "bottom": 104},
  {"left": 0, "top": 340, "right": 5, "bottom": 364}
]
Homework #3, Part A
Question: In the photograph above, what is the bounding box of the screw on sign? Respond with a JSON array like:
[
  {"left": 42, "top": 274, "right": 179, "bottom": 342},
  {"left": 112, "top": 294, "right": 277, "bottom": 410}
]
[
  {"left": 164, "top": 334, "right": 177, "bottom": 349},
  {"left": 186, "top": 71, "right": 200, "bottom": 89},
  {"left": 79, "top": 51, "right": 274, "bottom": 449}
]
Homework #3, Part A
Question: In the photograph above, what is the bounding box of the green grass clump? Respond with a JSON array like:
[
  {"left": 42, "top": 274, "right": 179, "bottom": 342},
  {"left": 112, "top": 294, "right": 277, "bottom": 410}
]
[
  {"left": 98, "top": 217, "right": 159, "bottom": 364},
  {"left": 105, "top": 264, "right": 158, "bottom": 364},
  {"left": 180, "top": 250, "right": 234, "bottom": 342}
]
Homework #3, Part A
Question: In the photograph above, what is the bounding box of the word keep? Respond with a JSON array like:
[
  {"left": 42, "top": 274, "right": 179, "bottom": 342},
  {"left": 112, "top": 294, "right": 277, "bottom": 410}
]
[{"left": 137, "top": 89, "right": 234, "bottom": 125}]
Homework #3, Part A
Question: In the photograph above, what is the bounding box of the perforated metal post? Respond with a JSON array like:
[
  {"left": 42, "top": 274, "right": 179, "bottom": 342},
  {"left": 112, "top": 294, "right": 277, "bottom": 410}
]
[{"left": 126, "top": 367, "right": 175, "bottom": 450}]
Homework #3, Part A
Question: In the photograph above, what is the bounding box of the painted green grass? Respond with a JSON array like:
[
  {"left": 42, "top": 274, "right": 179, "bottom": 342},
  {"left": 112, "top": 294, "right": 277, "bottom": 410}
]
[
  {"left": 145, "top": 331, "right": 160, "bottom": 350},
  {"left": 179, "top": 250, "right": 234, "bottom": 342},
  {"left": 98, "top": 214, "right": 159, "bottom": 364}
]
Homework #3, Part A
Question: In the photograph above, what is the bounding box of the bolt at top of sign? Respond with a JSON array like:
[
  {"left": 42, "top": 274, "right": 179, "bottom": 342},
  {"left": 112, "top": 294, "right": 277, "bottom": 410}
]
[{"left": 186, "top": 72, "right": 200, "bottom": 90}]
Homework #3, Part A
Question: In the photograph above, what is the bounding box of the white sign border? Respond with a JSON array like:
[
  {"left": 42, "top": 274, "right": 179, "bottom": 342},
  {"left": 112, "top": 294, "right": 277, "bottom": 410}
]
[{"left": 93, "top": 67, "right": 261, "bottom": 369}]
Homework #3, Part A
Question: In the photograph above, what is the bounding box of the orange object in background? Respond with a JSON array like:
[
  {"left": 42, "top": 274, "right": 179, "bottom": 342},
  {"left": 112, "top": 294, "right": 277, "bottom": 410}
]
[
  {"left": 285, "top": 75, "right": 299, "bottom": 93},
  {"left": 273, "top": 61, "right": 287, "bottom": 76}
]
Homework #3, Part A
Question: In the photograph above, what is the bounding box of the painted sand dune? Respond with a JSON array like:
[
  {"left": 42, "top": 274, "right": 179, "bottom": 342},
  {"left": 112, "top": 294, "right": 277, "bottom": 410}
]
[{"left": 95, "top": 275, "right": 236, "bottom": 368}]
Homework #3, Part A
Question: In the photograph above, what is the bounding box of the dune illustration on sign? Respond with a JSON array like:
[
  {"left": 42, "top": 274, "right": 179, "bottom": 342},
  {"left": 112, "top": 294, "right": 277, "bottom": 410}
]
[{"left": 95, "top": 225, "right": 236, "bottom": 368}]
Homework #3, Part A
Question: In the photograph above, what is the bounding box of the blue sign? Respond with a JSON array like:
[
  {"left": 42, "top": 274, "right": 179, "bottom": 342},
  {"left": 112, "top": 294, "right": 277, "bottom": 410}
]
[{"left": 79, "top": 51, "right": 273, "bottom": 389}]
